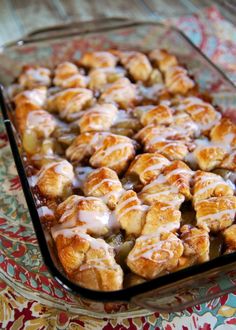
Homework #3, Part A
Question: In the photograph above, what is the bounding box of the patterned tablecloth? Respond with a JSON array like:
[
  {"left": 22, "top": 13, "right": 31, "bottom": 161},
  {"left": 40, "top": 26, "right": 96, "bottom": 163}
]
[{"left": 1, "top": 5, "right": 236, "bottom": 330}]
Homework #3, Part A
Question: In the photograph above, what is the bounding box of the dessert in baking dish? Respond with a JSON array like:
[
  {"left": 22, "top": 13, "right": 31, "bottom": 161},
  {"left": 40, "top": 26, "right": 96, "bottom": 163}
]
[{"left": 9, "top": 49, "right": 236, "bottom": 291}]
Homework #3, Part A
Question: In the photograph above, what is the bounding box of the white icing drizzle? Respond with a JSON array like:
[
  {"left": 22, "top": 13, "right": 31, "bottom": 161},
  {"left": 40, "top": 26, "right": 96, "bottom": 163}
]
[{"left": 37, "top": 206, "right": 54, "bottom": 218}]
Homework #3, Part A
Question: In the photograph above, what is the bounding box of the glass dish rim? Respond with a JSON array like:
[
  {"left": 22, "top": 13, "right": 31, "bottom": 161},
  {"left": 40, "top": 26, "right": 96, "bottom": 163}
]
[{"left": 1, "top": 19, "right": 236, "bottom": 303}]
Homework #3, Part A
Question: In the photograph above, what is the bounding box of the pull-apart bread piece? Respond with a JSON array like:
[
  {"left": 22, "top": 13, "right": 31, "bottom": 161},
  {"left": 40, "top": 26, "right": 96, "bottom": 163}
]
[
  {"left": 55, "top": 195, "right": 112, "bottom": 236},
  {"left": 127, "top": 153, "right": 170, "bottom": 185},
  {"left": 193, "top": 170, "right": 234, "bottom": 206},
  {"left": 220, "top": 150, "right": 236, "bottom": 171},
  {"left": 136, "top": 104, "right": 173, "bottom": 126},
  {"left": 195, "top": 196, "right": 236, "bottom": 233},
  {"left": 88, "top": 66, "right": 126, "bottom": 91},
  {"left": 116, "top": 190, "right": 147, "bottom": 237},
  {"left": 29, "top": 160, "right": 74, "bottom": 199},
  {"left": 51, "top": 229, "right": 123, "bottom": 291},
  {"left": 193, "top": 140, "right": 228, "bottom": 172},
  {"left": 210, "top": 118, "right": 236, "bottom": 149},
  {"left": 18, "top": 65, "right": 51, "bottom": 88},
  {"left": 99, "top": 77, "right": 136, "bottom": 109},
  {"left": 177, "top": 225, "right": 210, "bottom": 269},
  {"left": 14, "top": 87, "right": 47, "bottom": 133},
  {"left": 165, "top": 66, "right": 195, "bottom": 95},
  {"left": 53, "top": 62, "right": 88, "bottom": 88},
  {"left": 149, "top": 49, "right": 178, "bottom": 72},
  {"left": 89, "top": 134, "right": 137, "bottom": 174},
  {"left": 142, "top": 201, "right": 181, "bottom": 236},
  {"left": 139, "top": 160, "right": 193, "bottom": 206},
  {"left": 83, "top": 167, "right": 124, "bottom": 209},
  {"left": 223, "top": 225, "right": 236, "bottom": 253},
  {"left": 135, "top": 124, "right": 190, "bottom": 161},
  {"left": 22, "top": 110, "right": 56, "bottom": 155},
  {"left": 47, "top": 88, "right": 93, "bottom": 121},
  {"left": 115, "top": 51, "right": 153, "bottom": 82},
  {"left": 139, "top": 173, "right": 185, "bottom": 208},
  {"left": 79, "top": 51, "right": 118, "bottom": 68},
  {"left": 127, "top": 232, "right": 183, "bottom": 279},
  {"left": 183, "top": 97, "right": 221, "bottom": 134},
  {"left": 78, "top": 103, "right": 118, "bottom": 133}
]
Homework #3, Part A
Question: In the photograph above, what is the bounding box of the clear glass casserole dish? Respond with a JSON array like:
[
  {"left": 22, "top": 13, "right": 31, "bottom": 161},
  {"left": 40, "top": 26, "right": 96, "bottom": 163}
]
[{"left": 1, "top": 18, "right": 236, "bottom": 316}]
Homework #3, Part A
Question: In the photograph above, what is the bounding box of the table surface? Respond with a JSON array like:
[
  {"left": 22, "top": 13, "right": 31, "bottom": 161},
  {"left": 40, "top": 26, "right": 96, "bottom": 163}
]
[{"left": 1, "top": 1, "right": 236, "bottom": 329}]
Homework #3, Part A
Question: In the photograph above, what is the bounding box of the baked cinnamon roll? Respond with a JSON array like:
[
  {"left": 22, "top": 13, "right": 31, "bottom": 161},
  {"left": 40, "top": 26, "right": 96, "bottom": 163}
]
[
  {"left": 53, "top": 62, "right": 87, "bottom": 88},
  {"left": 210, "top": 118, "right": 236, "bottom": 148},
  {"left": 195, "top": 196, "right": 236, "bottom": 233},
  {"left": 220, "top": 150, "right": 236, "bottom": 171},
  {"left": 84, "top": 167, "right": 124, "bottom": 209},
  {"left": 127, "top": 232, "right": 183, "bottom": 279},
  {"left": 194, "top": 142, "right": 227, "bottom": 171}
]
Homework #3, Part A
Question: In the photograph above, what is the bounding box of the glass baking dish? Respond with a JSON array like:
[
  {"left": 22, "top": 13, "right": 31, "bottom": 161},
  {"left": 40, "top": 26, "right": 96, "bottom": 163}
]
[{"left": 1, "top": 18, "right": 236, "bottom": 315}]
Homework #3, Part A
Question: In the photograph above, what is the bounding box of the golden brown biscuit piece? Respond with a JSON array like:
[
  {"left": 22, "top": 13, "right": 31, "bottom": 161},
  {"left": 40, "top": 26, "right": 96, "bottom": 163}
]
[
  {"left": 142, "top": 201, "right": 181, "bottom": 235},
  {"left": 83, "top": 167, "right": 124, "bottom": 209},
  {"left": 55, "top": 195, "right": 111, "bottom": 236},
  {"left": 116, "top": 190, "right": 147, "bottom": 237},
  {"left": 183, "top": 97, "right": 221, "bottom": 133},
  {"left": 223, "top": 224, "right": 236, "bottom": 251},
  {"left": 14, "top": 87, "right": 47, "bottom": 133},
  {"left": 193, "top": 170, "right": 234, "bottom": 206},
  {"left": 18, "top": 65, "right": 51, "bottom": 88},
  {"left": 78, "top": 103, "right": 118, "bottom": 133},
  {"left": 135, "top": 124, "right": 190, "bottom": 160},
  {"left": 79, "top": 51, "right": 118, "bottom": 68},
  {"left": 25, "top": 109, "right": 56, "bottom": 138},
  {"left": 100, "top": 77, "right": 136, "bottom": 109},
  {"left": 149, "top": 49, "right": 178, "bottom": 72},
  {"left": 162, "top": 160, "right": 193, "bottom": 199},
  {"left": 165, "top": 66, "right": 195, "bottom": 95},
  {"left": 90, "top": 134, "right": 136, "bottom": 174},
  {"left": 220, "top": 150, "right": 236, "bottom": 171},
  {"left": 118, "top": 51, "right": 152, "bottom": 82},
  {"left": 178, "top": 225, "right": 209, "bottom": 268},
  {"left": 51, "top": 230, "right": 123, "bottom": 290},
  {"left": 89, "top": 67, "right": 125, "bottom": 90},
  {"left": 47, "top": 88, "right": 93, "bottom": 120},
  {"left": 127, "top": 153, "right": 170, "bottom": 185},
  {"left": 53, "top": 62, "right": 87, "bottom": 88},
  {"left": 127, "top": 232, "right": 184, "bottom": 279},
  {"left": 66, "top": 132, "right": 109, "bottom": 163},
  {"left": 139, "top": 174, "right": 185, "bottom": 208},
  {"left": 194, "top": 144, "right": 227, "bottom": 172},
  {"left": 140, "top": 104, "right": 173, "bottom": 126},
  {"left": 31, "top": 160, "right": 74, "bottom": 199},
  {"left": 195, "top": 196, "right": 236, "bottom": 233},
  {"left": 210, "top": 118, "right": 236, "bottom": 149}
]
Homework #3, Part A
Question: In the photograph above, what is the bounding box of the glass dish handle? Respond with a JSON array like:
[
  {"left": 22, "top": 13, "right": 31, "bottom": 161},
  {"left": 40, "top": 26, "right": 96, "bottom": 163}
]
[{"left": 6, "top": 17, "right": 136, "bottom": 46}]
